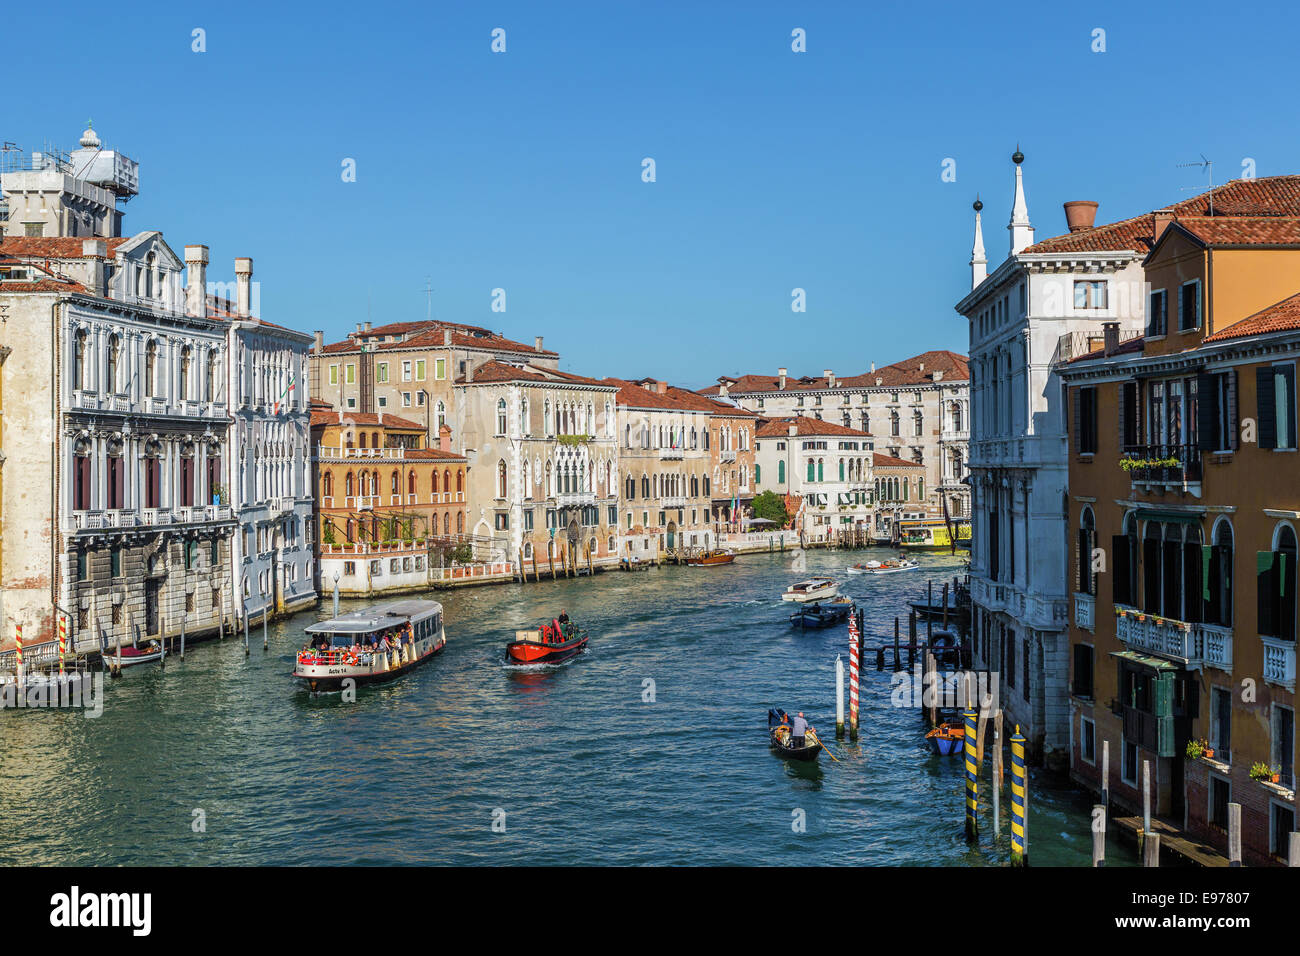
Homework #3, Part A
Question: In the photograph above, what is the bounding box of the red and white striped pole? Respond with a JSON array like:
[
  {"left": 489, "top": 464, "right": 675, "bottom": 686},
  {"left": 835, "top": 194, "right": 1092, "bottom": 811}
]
[
  {"left": 57, "top": 614, "right": 67, "bottom": 676},
  {"left": 14, "top": 622, "right": 24, "bottom": 688},
  {"left": 847, "top": 610, "right": 860, "bottom": 741}
]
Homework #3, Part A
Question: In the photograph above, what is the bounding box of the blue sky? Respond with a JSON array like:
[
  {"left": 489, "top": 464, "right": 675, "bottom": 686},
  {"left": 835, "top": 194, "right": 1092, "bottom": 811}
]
[{"left": 7, "top": 1, "right": 1300, "bottom": 388}]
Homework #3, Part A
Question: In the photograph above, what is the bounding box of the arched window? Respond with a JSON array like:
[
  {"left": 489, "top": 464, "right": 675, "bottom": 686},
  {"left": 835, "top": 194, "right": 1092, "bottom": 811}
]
[
  {"left": 1262, "top": 524, "right": 1299, "bottom": 641},
  {"left": 436, "top": 400, "right": 446, "bottom": 429},
  {"left": 1078, "top": 507, "right": 1096, "bottom": 596},
  {"left": 496, "top": 399, "right": 507, "bottom": 435},
  {"left": 180, "top": 346, "right": 192, "bottom": 400},
  {"left": 106, "top": 334, "right": 121, "bottom": 393},
  {"left": 457, "top": 512, "right": 464, "bottom": 533},
  {"left": 456, "top": 470, "right": 463, "bottom": 493},
  {"left": 432, "top": 469, "right": 440, "bottom": 495},
  {"left": 73, "top": 329, "right": 89, "bottom": 390},
  {"left": 1209, "top": 519, "right": 1234, "bottom": 627},
  {"left": 817, "top": 458, "right": 824, "bottom": 482},
  {"left": 497, "top": 460, "right": 508, "bottom": 499},
  {"left": 360, "top": 432, "right": 368, "bottom": 449},
  {"left": 207, "top": 351, "right": 219, "bottom": 402},
  {"left": 145, "top": 340, "right": 157, "bottom": 397}
]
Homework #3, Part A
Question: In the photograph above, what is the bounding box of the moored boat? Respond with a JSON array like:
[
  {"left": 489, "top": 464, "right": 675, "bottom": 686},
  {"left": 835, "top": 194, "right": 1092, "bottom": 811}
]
[
  {"left": 294, "top": 599, "right": 446, "bottom": 693},
  {"left": 505, "top": 618, "right": 589, "bottom": 665},
  {"left": 683, "top": 548, "right": 737, "bottom": 566},
  {"left": 781, "top": 577, "right": 839, "bottom": 603},
  {"left": 789, "top": 597, "right": 855, "bottom": 629},
  {"left": 852, "top": 558, "right": 919, "bottom": 575},
  {"left": 925, "top": 721, "right": 965, "bottom": 756},
  {"left": 767, "top": 708, "right": 822, "bottom": 761},
  {"left": 104, "top": 640, "right": 163, "bottom": 670},
  {"left": 899, "top": 520, "right": 972, "bottom": 550}
]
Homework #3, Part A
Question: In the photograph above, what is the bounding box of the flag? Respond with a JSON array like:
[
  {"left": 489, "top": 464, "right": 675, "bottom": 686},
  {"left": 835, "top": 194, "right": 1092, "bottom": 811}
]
[{"left": 273, "top": 372, "right": 296, "bottom": 415}]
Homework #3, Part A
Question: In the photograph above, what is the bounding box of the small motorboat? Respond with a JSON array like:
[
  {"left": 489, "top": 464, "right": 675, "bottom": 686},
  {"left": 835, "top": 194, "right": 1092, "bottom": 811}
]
[
  {"left": 619, "top": 556, "right": 653, "bottom": 571},
  {"left": 855, "top": 558, "right": 919, "bottom": 575},
  {"left": 790, "top": 598, "right": 855, "bottom": 629},
  {"left": 505, "top": 618, "right": 589, "bottom": 665},
  {"left": 768, "top": 708, "right": 822, "bottom": 762},
  {"left": 925, "top": 721, "right": 966, "bottom": 756},
  {"left": 104, "top": 640, "right": 163, "bottom": 670},
  {"left": 684, "top": 549, "right": 737, "bottom": 566},
  {"left": 781, "top": 578, "right": 839, "bottom": 603}
]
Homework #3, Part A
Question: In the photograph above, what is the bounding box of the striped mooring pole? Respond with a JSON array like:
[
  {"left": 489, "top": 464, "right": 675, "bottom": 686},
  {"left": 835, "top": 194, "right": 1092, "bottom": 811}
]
[
  {"left": 847, "top": 612, "right": 860, "bottom": 741},
  {"left": 57, "top": 614, "right": 67, "bottom": 676},
  {"left": 963, "top": 708, "right": 978, "bottom": 842},
  {"left": 835, "top": 655, "right": 845, "bottom": 739},
  {"left": 14, "top": 622, "right": 23, "bottom": 688},
  {"left": 1010, "top": 725, "right": 1028, "bottom": 866}
]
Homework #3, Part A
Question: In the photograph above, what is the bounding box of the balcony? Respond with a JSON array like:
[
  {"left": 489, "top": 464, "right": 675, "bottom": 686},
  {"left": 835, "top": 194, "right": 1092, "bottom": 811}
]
[
  {"left": 555, "top": 492, "right": 596, "bottom": 508},
  {"left": 1121, "top": 443, "right": 1202, "bottom": 487},
  {"left": 1115, "top": 605, "right": 1198, "bottom": 664},
  {"left": 719, "top": 449, "right": 737, "bottom": 463},
  {"left": 1074, "top": 592, "right": 1095, "bottom": 631},
  {"left": 659, "top": 447, "right": 684, "bottom": 460},
  {"left": 1114, "top": 604, "right": 1234, "bottom": 671},
  {"left": 354, "top": 495, "right": 380, "bottom": 510},
  {"left": 661, "top": 496, "right": 687, "bottom": 508},
  {"left": 1261, "top": 635, "right": 1296, "bottom": 691}
]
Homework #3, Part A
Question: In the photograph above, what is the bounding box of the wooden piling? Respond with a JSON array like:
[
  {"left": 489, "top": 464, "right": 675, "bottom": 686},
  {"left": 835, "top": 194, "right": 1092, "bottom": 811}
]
[
  {"left": 893, "top": 626, "right": 902, "bottom": 673},
  {"left": 263, "top": 606, "right": 269, "bottom": 651},
  {"left": 1141, "top": 760, "right": 1151, "bottom": 854},
  {"left": 942, "top": 583, "right": 949, "bottom": 629},
  {"left": 1092, "top": 804, "right": 1106, "bottom": 867},
  {"left": 1289, "top": 831, "right": 1299, "bottom": 867},
  {"left": 550, "top": 547, "right": 556, "bottom": 580},
  {"left": 992, "top": 711, "right": 1002, "bottom": 837},
  {"left": 1228, "top": 803, "right": 1242, "bottom": 866},
  {"left": 924, "top": 652, "right": 937, "bottom": 728},
  {"left": 1143, "top": 832, "right": 1160, "bottom": 867},
  {"left": 963, "top": 709, "right": 978, "bottom": 843},
  {"left": 1101, "top": 739, "right": 1110, "bottom": 808},
  {"left": 532, "top": 549, "right": 539, "bottom": 582}
]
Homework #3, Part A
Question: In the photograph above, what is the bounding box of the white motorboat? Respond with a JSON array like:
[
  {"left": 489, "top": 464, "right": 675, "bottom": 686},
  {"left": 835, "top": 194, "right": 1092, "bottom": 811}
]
[{"left": 781, "top": 578, "right": 839, "bottom": 603}]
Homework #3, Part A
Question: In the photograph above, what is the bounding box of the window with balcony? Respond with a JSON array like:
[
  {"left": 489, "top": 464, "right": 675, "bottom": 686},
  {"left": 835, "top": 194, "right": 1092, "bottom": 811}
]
[
  {"left": 1072, "top": 643, "right": 1094, "bottom": 699},
  {"left": 1258, "top": 525, "right": 1298, "bottom": 643},
  {"left": 1257, "top": 362, "right": 1297, "bottom": 451},
  {"left": 1273, "top": 705, "right": 1294, "bottom": 788},
  {"left": 1206, "top": 519, "right": 1234, "bottom": 627},
  {"left": 1077, "top": 506, "right": 1096, "bottom": 595}
]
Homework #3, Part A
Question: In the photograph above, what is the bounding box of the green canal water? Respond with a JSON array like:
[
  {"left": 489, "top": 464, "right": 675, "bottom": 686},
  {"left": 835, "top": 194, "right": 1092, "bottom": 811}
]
[{"left": 0, "top": 549, "right": 1134, "bottom": 866}]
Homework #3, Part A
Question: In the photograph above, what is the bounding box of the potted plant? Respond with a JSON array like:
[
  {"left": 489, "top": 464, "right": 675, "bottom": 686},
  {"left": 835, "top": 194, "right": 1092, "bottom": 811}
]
[
  {"left": 1250, "top": 761, "right": 1273, "bottom": 782},
  {"left": 1202, "top": 740, "right": 1215, "bottom": 760},
  {"left": 1186, "top": 739, "right": 1204, "bottom": 760},
  {"left": 1271, "top": 765, "right": 1283, "bottom": 784}
]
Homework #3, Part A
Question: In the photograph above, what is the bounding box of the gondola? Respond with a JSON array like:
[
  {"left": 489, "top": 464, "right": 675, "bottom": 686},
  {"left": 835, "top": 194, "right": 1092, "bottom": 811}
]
[
  {"left": 767, "top": 708, "right": 823, "bottom": 762},
  {"left": 505, "top": 618, "right": 589, "bottom": 665},
  {"left": 684, "top": 549, "right": 737, "bottom": 566},
  {"left": 789, "top": 598, "right": 854, "bottom": 629}
]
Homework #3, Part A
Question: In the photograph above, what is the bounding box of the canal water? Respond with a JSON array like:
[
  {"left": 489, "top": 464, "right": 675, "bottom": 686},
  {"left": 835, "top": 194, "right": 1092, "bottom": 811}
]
[{"left": 0, "top": 549, "right": 1133, "bottom": 866}]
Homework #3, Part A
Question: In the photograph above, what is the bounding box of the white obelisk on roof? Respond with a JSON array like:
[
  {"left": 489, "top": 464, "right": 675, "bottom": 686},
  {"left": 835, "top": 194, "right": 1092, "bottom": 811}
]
[
  {"left": 1008, "top": 145, "right": 1034, "bottom": 256},
  {"left": 970, "top": 195, "right": 987, "bottom": 289}
]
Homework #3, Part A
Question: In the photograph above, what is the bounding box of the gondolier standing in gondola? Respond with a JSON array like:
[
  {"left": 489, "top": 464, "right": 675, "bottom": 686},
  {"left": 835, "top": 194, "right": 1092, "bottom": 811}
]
[{"left": 790, "top": 712, "right": 810, "bottom": 748}]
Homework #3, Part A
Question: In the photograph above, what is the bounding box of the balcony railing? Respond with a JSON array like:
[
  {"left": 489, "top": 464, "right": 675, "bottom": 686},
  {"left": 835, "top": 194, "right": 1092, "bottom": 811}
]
[
  {"left": 555, "top": 492, "right": 596, "bottom": 508},
  {"left": 1198, "top": 623, "right": 1233, "bottom": 672},
  {"left": 1121, "top": 443, "right": 1202, "bottom": 484},
  {"left": 1074, "top": 592, "right": 1095, "bottom": 631},
  {"left": 1262, "top": 635, "right": 1297, "bottom": 691},
  {"left": 1115, "top": 604, "right": 1235, "bottom": 671},
  {"left": 659, "top": 447, "right": 684, "bottom": 460},
  {"left": 317, "top": 445, "right": 408, "bottom": 460},
  {"left": 720, "top": 450, "right": 737, "bottom": 463}
]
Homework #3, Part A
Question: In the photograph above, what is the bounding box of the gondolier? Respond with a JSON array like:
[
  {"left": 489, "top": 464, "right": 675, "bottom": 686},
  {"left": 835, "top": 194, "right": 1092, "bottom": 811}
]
[{"left": 790, "top": 712, "right": 810, "bottom": 748}]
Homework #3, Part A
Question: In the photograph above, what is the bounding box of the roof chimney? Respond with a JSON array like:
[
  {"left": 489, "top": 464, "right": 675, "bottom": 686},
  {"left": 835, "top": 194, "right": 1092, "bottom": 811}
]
[
  {"left": 313, "top": 330, "right": 324, "bottom": 354},
  {"left": 443, "top": 329, "right": 452, "bottom": 346},
  {"left": 870, "top": 362, "right": 875, "bottom": 373},
  {"left": 364, "top": 321, "right": 372, "bottom": 332},
  {"left": 1153, "top": 210, "right": 1175, "bottom": 243},
  {"left": 534, "top": 335, "right": 544, "bottom": 352},
  {"left": 82, "top": 239, "right": 108, "bottom": 296},
  {"left": 1063, "top": 201, "right": 1099, "bottom": 233},
  {"left": 234, "top": 257, "right": 253, "bottom": 317},
  {"left": 439, "top": 423, "right": 452, "bottom": 453},
  {"left": 1103, "top": 320, "right": 1120, "bottom": 356},
  {"left": 788, "top": 423, "right": 798, "bottom": 438},
  {"left": 184, "top": 244, "right": 209, "bottom": 318},
  {"left": 824, "top": 369, "right": 835, "bottom": 389},
  {"left": 355, "top": 323, "right": 363, "bottom": 335},
  {"left": 778, "top": 367, "right": 787, "bottom": 390},
  {"left": 718, "top": 381, "right": 729, "bottom": 398}
]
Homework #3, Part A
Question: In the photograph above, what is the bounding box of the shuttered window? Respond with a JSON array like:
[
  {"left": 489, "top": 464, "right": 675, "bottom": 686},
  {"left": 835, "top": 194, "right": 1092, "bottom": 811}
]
[
  {"left": 1073, "top": 386, "right": 1098, "bottom": 454},
  {"left": 1197, "top": 370, "right": 1238, "bottom": 452},
  {"left": 1119, "top": 381, "right": 1140, "bottom": 451},
  {"left": 1178, "top": 280, "right": 1202, "bottom": 331},
  {"left": 1257, "top": 363, "right": 1297, "bottom": 451},
  {"left": 1148, "top": 289, "right": 1168, "bottom": 337}
]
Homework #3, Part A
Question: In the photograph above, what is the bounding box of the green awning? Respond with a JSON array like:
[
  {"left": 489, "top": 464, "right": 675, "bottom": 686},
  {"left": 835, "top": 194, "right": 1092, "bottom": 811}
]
[{"left": 1109, "top": 649, "right": 1178, "bottom": 671}]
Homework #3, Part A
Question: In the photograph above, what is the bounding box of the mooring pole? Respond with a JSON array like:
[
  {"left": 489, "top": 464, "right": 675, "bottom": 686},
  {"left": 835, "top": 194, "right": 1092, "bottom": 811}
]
[
  {"left": 332, "top": 573, "right": 340, "bottom": 618},
  {"left": 835, "top": 655, "right": 845, "bottom": 740},
  {"left": 1141, "top": 760, "right": 1151, "bottom": 855},
  {"left": 1092, "top": 804, "right": 1106, "bottom": 867},
  {"left": 1228, "top": 803, "right": 1242, "bottom": 867},
  {"left": 963, "top": 708, "right": 978, "bottom": 843},
  {"left": 1101, "top": 739, "right": 1110, "bottom": 808},
  {"left": 1010, "top": 725, "right": 1028, "bottom": 866},
  {"left": 180, "top": 613, "right": 186, "bottom": 660},
  {"left": 848, "top": 613, "right": 860, "bottom": 742},
  {"left": 1143, "top": 831, "right": 1160, "bottom": 868},
  {"left": 263, "top": 605, "right": 269, "bottom": 651},
  {"left": 992, "top": 710, "right": 1003, "bottom": 837}
]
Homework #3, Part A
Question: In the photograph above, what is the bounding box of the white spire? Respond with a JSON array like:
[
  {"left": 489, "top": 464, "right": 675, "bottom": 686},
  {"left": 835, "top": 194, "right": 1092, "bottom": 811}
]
[
  {"left": 1008, "top": 145, "right": 1034, "bottom": 255},
  {"left": 970, "top": 196, "right": 987, "bottom": 289}
]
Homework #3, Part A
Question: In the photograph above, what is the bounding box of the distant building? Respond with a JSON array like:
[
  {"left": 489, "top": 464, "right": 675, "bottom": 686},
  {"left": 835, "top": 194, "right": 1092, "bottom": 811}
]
[
  {"left": 310, "top": 403, "right": 467, "bottom": 595},
  {"left": 702, "top": 351, "right": 969, "bottom": 520},
  {"left": 753, "top": 416, "right": 875, "bottom": 542}
]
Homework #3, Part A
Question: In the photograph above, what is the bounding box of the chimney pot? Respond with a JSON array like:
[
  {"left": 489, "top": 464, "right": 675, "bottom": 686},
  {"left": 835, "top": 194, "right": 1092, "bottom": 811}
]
[
  {"left": 184, "top": 245, "right": 209, "bottom": 318},
  {"left": 443, "top": 329, "right": 452, "bottom": 346},
  {"left": 1153, "top": 210, "right": 1175, "bottom": 242},
  {"left": 534, "top": 335, "right": 544, "bottom": 352},
  {"left": 1063, "top": 200, "right": 1100, "bottom": 233},
  {"left": 313, "top": 330, "right": 324, "bottom": 353},
  {"left": 1103, "top": 320, "right": 1120, "bottom": 356},
  {"left": 356, "top": 323, "right": 363, "bottom": 334},
  {"left": 364, "top": 321, "right": 372, "bottom": 332},
  {"left": 778, "top": 367, "right": 788, "bottom": 389},
  {"left": 234, "top": 256, "right": 253, "bottom": 317}
]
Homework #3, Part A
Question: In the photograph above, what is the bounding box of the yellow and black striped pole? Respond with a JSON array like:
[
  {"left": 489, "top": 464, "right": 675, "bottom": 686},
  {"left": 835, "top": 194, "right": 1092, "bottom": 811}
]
[
  {"left": 1010, "top": 724, "right": 1028, "bottom": 866},
  {"left": 963, "top": 708, "right": 978, "bottom": 843}
]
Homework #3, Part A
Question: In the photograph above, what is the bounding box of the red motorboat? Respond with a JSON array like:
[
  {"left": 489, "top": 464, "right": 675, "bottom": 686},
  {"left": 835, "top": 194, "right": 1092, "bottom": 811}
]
[{"left": 505, "top": 618, "right": 588, "bottom": 665}]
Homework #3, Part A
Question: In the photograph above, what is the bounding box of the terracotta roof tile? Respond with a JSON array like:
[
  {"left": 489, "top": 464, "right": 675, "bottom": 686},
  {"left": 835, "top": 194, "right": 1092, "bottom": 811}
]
[
  {"left": 1205, "top": 291, "right": 1300, "bottom": 343},
  {"left": 755, "top": 415, "right": 872, "bottom": 439},
  {"left": 702, "top": 350, "right": 969, "bottom": 396},
  {"left": 1171, "top": 216, "right": 1300, "bottom": 247},
  {"left": 0, "top": 236, "right": 131, "bottom": 258},
  {"left": 468, "top": 360, "right": 612, "bottom": 388},
  {"left": 872, "top": 452, "right": 923, "bottom": 469},
  {"left": 309, "top": 405, "right": 424, "bottom": 429}
]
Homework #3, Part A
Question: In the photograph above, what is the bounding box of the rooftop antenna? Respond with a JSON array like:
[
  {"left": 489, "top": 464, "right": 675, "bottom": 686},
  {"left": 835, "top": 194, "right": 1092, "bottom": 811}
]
[
  {"left": 424, "top": 277, "right": 434, "bottom": 321},
  {"left": 1177, "top": 155, "right": 1215, "bottom": 215}
]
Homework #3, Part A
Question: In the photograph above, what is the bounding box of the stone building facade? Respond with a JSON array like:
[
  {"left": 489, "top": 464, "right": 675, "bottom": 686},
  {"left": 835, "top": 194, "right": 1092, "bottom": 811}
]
[{"left": 753, "top": 416, "right": 875, "bottom": 541}]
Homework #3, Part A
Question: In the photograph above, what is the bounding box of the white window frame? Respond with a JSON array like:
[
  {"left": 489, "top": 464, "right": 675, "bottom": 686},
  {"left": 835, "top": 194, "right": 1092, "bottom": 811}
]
[{"left": 1178, "top": 278, "right": 1203, "bottom": 332}]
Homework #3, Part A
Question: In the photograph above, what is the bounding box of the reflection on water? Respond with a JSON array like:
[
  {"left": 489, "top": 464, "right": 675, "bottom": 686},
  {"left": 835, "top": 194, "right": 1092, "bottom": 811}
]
[{"left": 0, "top": 549, "right": 1125, "bottom": 866}]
